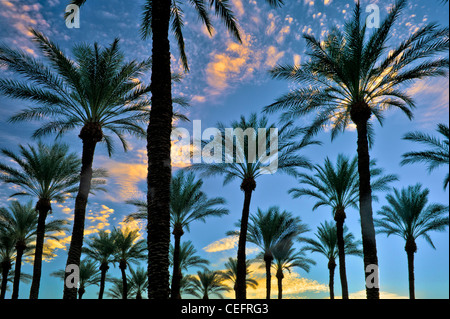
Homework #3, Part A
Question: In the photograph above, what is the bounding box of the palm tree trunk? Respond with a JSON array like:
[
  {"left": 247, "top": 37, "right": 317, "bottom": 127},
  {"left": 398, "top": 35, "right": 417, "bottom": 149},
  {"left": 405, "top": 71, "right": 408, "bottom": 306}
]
[
  {"left": 147, "top": 0, "right": 173, "bottom": 301},
  {"left": 328, "top": 258, "right": 336, "bottom": 300},
  {"left": 352, "top": 105, "right": 380, "bottom": 300},
  {"left": 264, "top": 253, "right": 273, "bottom": 300},
  {"left": 335, "top": 208, "right": 349, "bottom": 299},
  {"left": 29, "top": 199, "right": 50, "bottom": 299},
  {"left": 405, "top": 239, "right": 417, "bottom": 299},
  {"left": 63, "top": 128, "right": 100, "bottom": 299},
  {"left": 98, "top": 263, "right": 109, "bottom": 299},
  {"left": 276, "top": 269, "right": 284, "bottom": 300},
  {"left": 171, "top": 226, "right": 184, "bottom": 299},
  {"left": 12, "top": 243, "right": 25, "bottom": 299},
  {"left": 236, "top": 179, "right": 255, "bottom": 300},
  {"left": 0, "top": 261, "right": 10, "bottom": 299},
  {"left": 120, "top": 260, "right": 128, "bottom": 300},
  {"left": 78, "top": 286, "right": 85, "bottom": 299}
]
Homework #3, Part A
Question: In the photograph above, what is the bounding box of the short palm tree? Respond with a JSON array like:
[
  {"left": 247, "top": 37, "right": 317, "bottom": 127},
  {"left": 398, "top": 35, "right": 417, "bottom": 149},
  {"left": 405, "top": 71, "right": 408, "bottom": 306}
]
[
  {"left": 0, "top": 201, "right": 37, "bottom": 299},
  {"left": 304, "top": 221, "right": 363, "bottom": 299},
  {"left": 82, "top": 230, "right": 116, "bottom": 299},
  {"left": 106, "top": 277, "right": 135, "bottom": 299},
  {"left": 186, "top": 269, "right": 230, "bottom": 300},
  {"left": 128, "top": 267, "right": 148, "bottom": 299},
  {"left": 189, "top": 113, "right": 318, "bottom": 299},
  {"left": 0, "top": 142, "right": 103, "bottom": 299},
  {"left": 112, "top": 228, "right": 147, "bottom": 300},
  {"left": 288, "top": 154, "right": 397, "bottom": 298},
  {"left": 401, "top": 124, "right": 449, "bottom": 190},
  {"left": 169, "top": 170, "right": 228, "bottom": 299},
  {"left": 0, "top": 30, "right": 152, "bottom": 299},
  {"left": 243, "top": 206, "right": 309, "bottom": 299},
  {"left": 51, "top": 258, "right": 101, "bottom": 299},
  {"left": 375, "top": 184, "right": 449, "bottom": 299},
  {"left": 0, "top": 232, "right": 15, "bottom": 299},
  {"left": 271, "top": 241, "right": 316, "bottom": 299},
  {"left": 221, "top": 258, "right": 258, "bottom": 299},
  {"left": 266, "top": 0, "right": 449, "bottom": 298}
]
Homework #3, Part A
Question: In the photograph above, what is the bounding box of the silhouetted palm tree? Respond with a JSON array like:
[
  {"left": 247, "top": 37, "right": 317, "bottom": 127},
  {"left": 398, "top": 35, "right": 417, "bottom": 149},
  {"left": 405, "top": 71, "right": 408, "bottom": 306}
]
[
  {"left": 289, "top": 154, "right": 397, "bottom": 298},
  {"left": 271, "top": 241, "right": 315, "bottom": 299},
  {"left": 0, "top": 232, "right": 15, "bottom": 299},
  {"left": 112, "top": 228, "right": 147, "bottom": 300},
  {"left": 244, "top": 206, "right": 309, "bottom": 299},
  {"left": 221, "top": 258, "right": 258, "bottom": 298},
  {"left": 401, "top": 124, "right": 449, "bottom": 190},
  {"left": 128, "top": 267, "right": 148, "bottom": 299},
  {"left": 186, "top": 269, "right": 230, "bottom": 299},
  {"left": 0, "top": 142, "right": 103, "bottom": 299},
  {"left": 375, "top": 184, "right": 449, "bottom": 299},
  {"left": 0, "top": 30, "right": 151, "bottom": 299},
  {"left": 190, "top": 113, "right": 318, "bottom": 299},
  {"left": 266, "top": 0, "right": 448, "bottom": 298},
  {"left": 82, "top": 230, "right": 116, "bottom": 299},
  {"left": 304, "top": 221, "right": 362, "bottom": 299}
]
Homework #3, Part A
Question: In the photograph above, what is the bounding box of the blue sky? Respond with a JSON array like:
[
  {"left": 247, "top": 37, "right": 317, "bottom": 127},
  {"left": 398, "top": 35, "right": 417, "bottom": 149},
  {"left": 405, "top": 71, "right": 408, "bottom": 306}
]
[{"left": 0, "top": 0, "right": 448, "bottom": 299}]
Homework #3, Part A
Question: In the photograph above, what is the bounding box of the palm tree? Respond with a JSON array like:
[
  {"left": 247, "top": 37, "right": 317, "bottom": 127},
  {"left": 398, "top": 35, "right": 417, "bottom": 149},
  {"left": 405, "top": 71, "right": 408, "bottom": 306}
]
[
  {"left": 0, "top": 201, "right": 37, "bottom": 299},
  {"left": 272, "top": 241, "right": 315, "bottom": 299},
  {"left": 51, "top": 258, "right": 101, "bottom": 299},
  {"left": 401, "top": 124, "right": 449, "bottom": 190},
  {"left": 106, "top": 277, "right": 135, "bottom": 299},
  {"left": 189, "top": 113, "right": 318, "bottom": 299},
  {"left": 265, "top": 0, "right": 449, "bottom": 298},
  {"left": 221, "top": 258, "right": 258, "bottom": 298},
  {"left": 112, "top": 227, "right": 147, "bottom": 300},
  {"left": 0, "top": 142, "right": 103, "bottom": 299},
  {"left": 288, "top": 154, "right": 397, "bottom": 298},
  {"left": 0, "top": 232, "right": 15, "bottom": 299},
  {"left": 374, "top": 184, "right": 449, "bottom": 299},
  {"left": 82, "top": 230, "right": 116, "bottom": 299},
  {"left": 304, "top": 221, "right": 362, "bottom": 299},
  {"left": 186, "top": 269, "right": 230, "bottom": 299},
  {"left": 243, "top": 206, "right": 309, "bottom": 299},
  {"left": 128, "top": 267, "right": 148, "bottom": 299},
  {"left": 0, "top": 31, "right": 152, "bottom": 299},
  {"left": 169, "top": 170, "right": 228, "bottom": 299}
]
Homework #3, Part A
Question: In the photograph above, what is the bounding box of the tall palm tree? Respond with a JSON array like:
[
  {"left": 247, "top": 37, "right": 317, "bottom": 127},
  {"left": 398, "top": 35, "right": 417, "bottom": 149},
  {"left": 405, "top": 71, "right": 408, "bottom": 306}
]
[
  {"left": 265, "top": 0, "right": 449, "bottom": 298},
  {"left": 304, "top": 221, "right": 362, "bottom": 299},
  {"left": 0, "top": 31, "right": 151, "bottom": 299},
  {"left": 401, "top": 123, "right": 449, "bottom": 190},
  {"left": 190, "top": 113, "right": 318, "bottom": 299},
  {"left": 51, "top": 258, "right": 101, "bottom": 299},
  {"left": 243, "top": 206, "right": 309, "bottom": 299},
  {"left": 169, "top": 170, "right": 228, "bottom": 299},
  {"left": 221, "top": 258, "right": 258, "bottom": 299},
  {"left": 82, "top": 230, "right": 116, "bottom": 299},
  {"left": 0, "top": 142, "right": 103, "bottom": 299},
  {"left": 0, "top": 232, "right": 15, "bottom": 299},
  {"left": 0, "top": 201, "right": 37, "bottom": 299},
  {"left": 186, "top": 269, "right": 230, "bottom": 300},
  {"left": 272, "top": 241, "right": 315, "bottom": 299},
  {"left": 374, "top": 184, "right": 449, "bottom": 299},
  {"left": 112, "top": 228, "right": 147, "bottom": 300},
  {"left": 288, "top": 154, "right": 397, "bottom": 298}
]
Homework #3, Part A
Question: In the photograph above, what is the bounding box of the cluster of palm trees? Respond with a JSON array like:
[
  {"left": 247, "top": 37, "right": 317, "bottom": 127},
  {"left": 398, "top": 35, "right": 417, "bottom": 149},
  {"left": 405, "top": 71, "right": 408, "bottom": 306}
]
[{"left": 0, "top": 0, "right": 448, "bottom": 300}]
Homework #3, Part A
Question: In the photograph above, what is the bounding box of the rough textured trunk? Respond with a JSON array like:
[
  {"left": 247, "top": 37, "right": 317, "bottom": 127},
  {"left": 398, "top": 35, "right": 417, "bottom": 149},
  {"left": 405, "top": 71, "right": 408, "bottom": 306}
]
[
  {"left": 351, "top": 103, "right": 380, "bottom": 300},
  {"left": 276, "top": 269, "right": 284, "bottom": 300},
  {"left": 0, "top": 261, "right": 11, "bottom": 299},
  {"left": 171, "top": 225, "right": 184, "bottom": 299},
  {"left": 405, "top": 238, "right": 417, "bottom": 300},
  {"left": 29, "top": 198, "right": 50, "bottom": 299},
  {"left": 98, "top": 263, "right": 109, "bottom": 299},
  {"left": 264, "top": 253, "right": 273, "bottom": 300},
  {"left": 328, "top": 258, "right": 336, "bottom": 300},
  {"left": 120, "top": 260, "right": 128, "bottom": 300},
  {"left": 63, "top": 124, "right": 101, "bottom": 299},
  {"left": 12, "top": 242, "right": 26, "bottom": 299},
  {"left": 147, "top": 0, "right": 173, "bottom": 300},
  {"left": 334, "top": 208, "right": 348, "bottom": 299},
  {"left": 235, "top": 178, "right": 256, "bottom": 300}
]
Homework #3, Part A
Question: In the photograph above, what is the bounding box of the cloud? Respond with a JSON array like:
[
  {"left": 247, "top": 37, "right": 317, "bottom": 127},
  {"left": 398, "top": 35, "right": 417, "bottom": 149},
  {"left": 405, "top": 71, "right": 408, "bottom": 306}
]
[
  {"left": 231, "top": 0, "right": 245, "bottom": 17},
  {"left": 203, "top": 236, "right": 239, "bottom": 253},
  {"left": 265, "top": 46, "right": 285, "bottom": 68}
]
